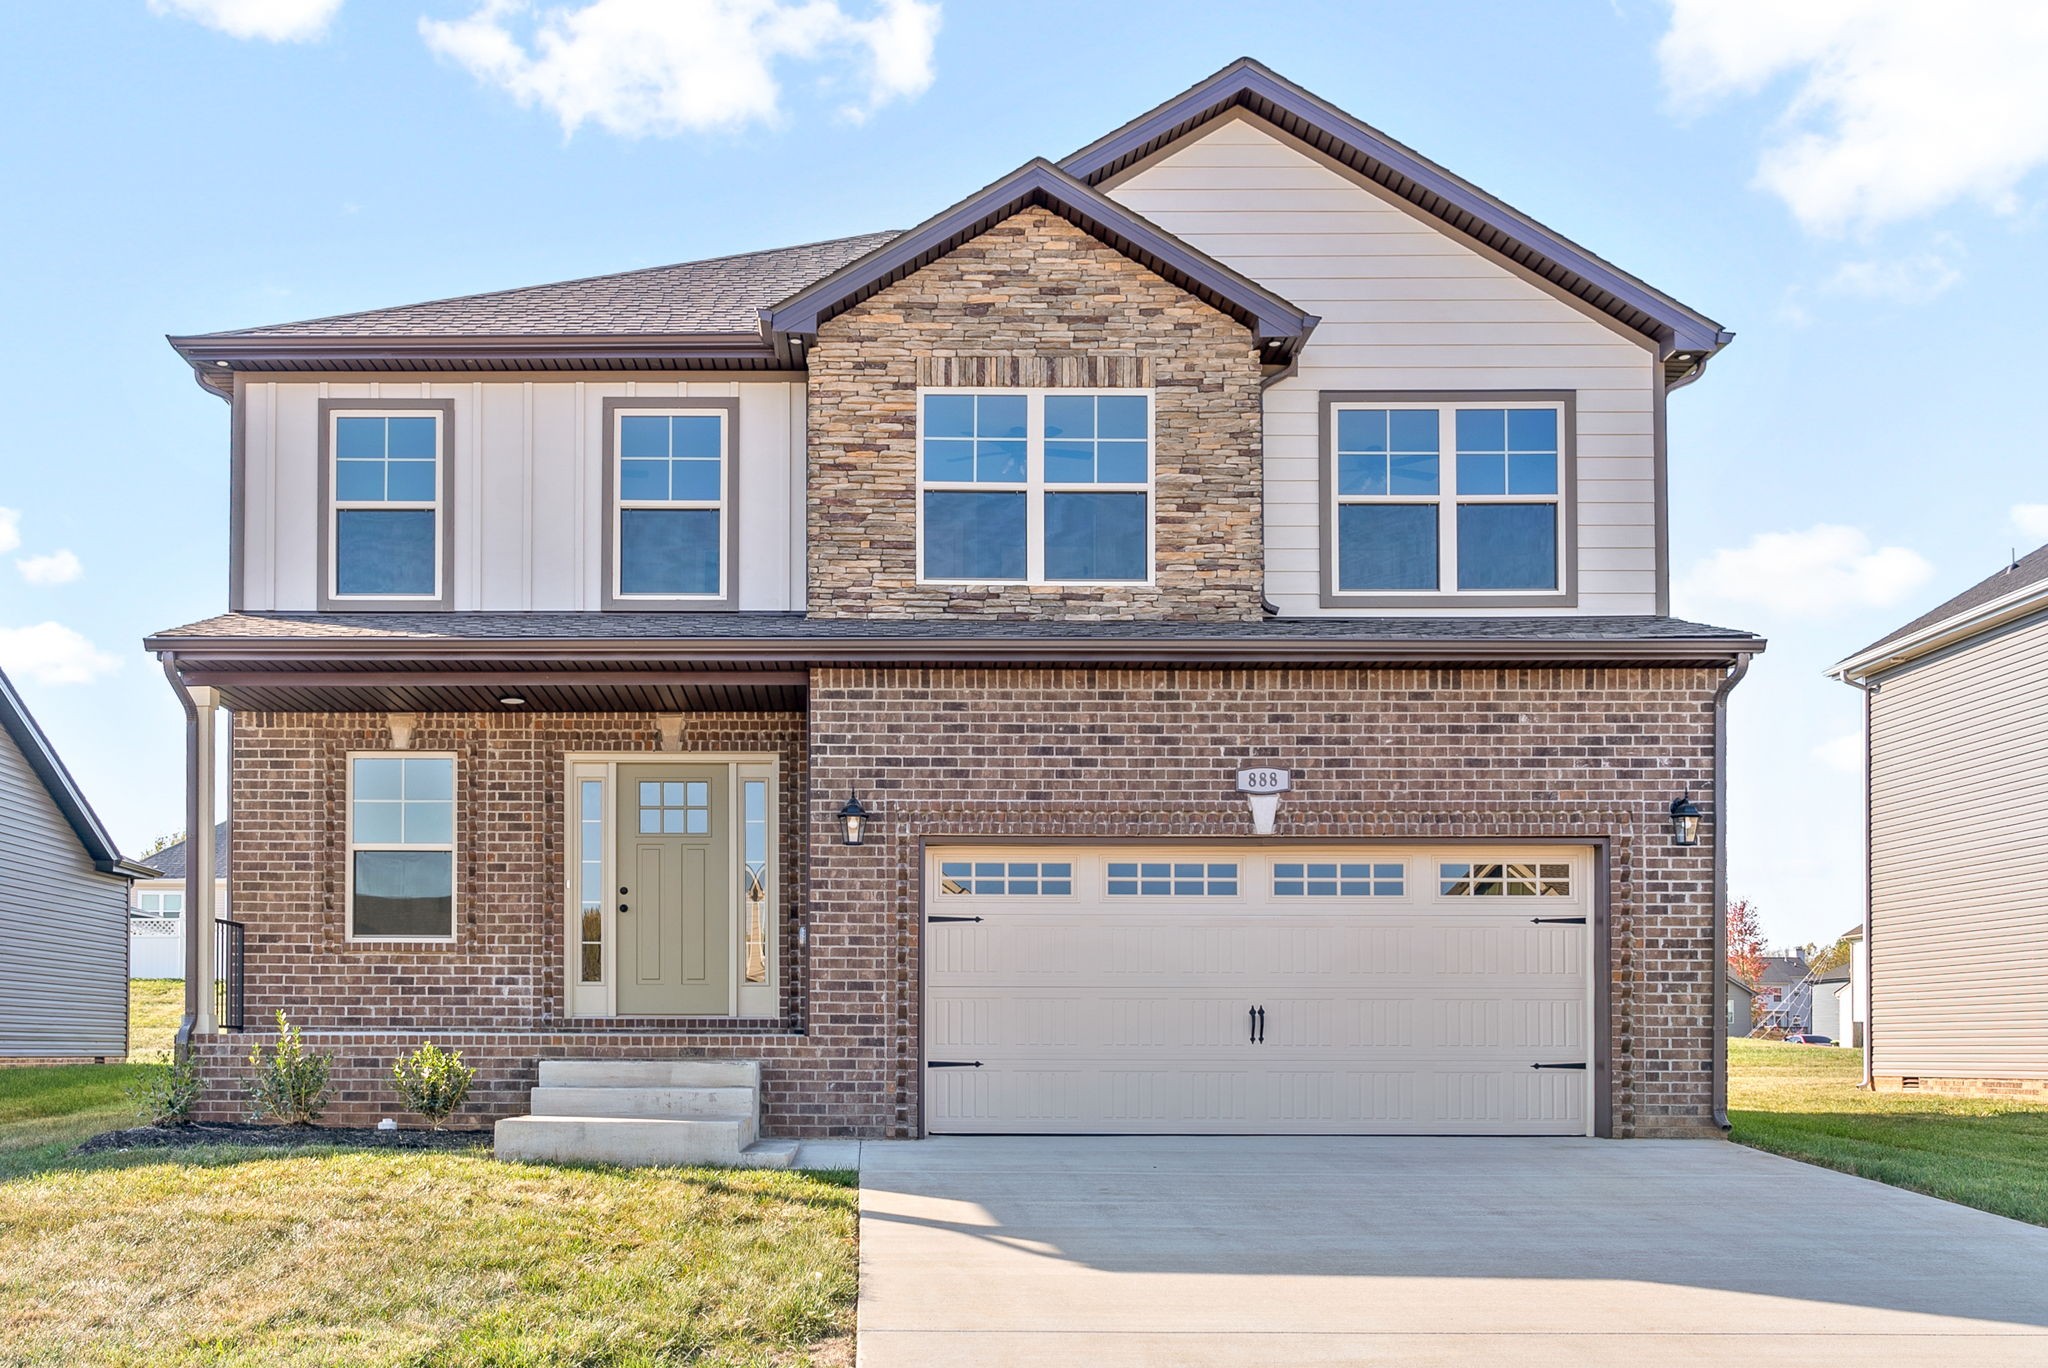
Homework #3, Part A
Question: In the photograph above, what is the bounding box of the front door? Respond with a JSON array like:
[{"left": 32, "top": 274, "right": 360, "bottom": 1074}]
[{"left": 616, "top": 764, "right": 731, "bottom": 1015}]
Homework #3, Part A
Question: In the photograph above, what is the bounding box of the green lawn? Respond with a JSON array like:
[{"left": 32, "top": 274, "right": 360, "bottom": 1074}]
[
  {"left": 130, "top": 977, "right": 184, "bottom": 1060},
  {"left": 0, "top": 1056, "right": 858, "bottom": 1367},
  {"left": 1729, "top": 1037, "right": 2048, "bottom": 1226}
]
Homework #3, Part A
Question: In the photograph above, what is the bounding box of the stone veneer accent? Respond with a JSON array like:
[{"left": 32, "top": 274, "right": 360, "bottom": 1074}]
[
  {"left": 194, "top": 664, "right": 1725, "bottom": 1139},
  {"left": 804, "top": 206, "right": 1266, "bottom": 621}
]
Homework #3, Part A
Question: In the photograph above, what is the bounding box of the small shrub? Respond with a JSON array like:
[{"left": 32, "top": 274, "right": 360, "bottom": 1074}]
[
  {"left": 390, "top": 1040, "right": 476, "bottom": 1130},
  {"left": 244, "top": 1011, "right": 331, "bottom": 1125},
  {"left": 129, "top": 1053, "right": 203, "bottom": 1126}
]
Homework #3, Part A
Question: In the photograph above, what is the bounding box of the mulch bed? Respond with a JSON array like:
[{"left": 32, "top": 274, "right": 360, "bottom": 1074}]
[{"left": 77, "top": 1123, "right": 491, "bottom": 1155}]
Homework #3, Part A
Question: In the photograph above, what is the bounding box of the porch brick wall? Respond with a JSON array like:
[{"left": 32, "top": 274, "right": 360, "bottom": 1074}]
[
  {"left": 190, "top": 709, "right": 898, "bottom": 1135},
  {"left": 804, "top": 205, "right": 1266, "bottom": 621},
  {"left": 805, "top": 664, "right": 1727, "bottom": 1140}
]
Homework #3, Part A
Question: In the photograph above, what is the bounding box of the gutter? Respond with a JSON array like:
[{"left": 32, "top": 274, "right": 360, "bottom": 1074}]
[
  {"left": 1711, "top": 651, "right": 1753, "bottom": 1132},
  {"left": 1831, "top": 578, "right": 2048, "bottom": 684},
  {"left": 162, "top": 660, "right": 201, "bottom": 1059},
  {"left": 149, "top": 633, "right": 1767, "bottom": 668}
]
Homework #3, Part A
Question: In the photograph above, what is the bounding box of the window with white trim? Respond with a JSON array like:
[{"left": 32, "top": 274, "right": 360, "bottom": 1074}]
[
  {"left": 1331, "top": 401, "right": 1564, "bottom": 595},
  {"left": 1273, "top": 861, "right": 1405, "bottom": 897},
  {"left": 348, "top": 754, "right": 456, "bottom": 940},
  {"left": 615, "top": 410, "right": 727, "bottom": 599},
  {"left": 135, "top": 890, "right": 185, "bottom": 919},
  {"left": 919, "top": 390, "right": 1152, "bottom": 584},
  {"left": 331, "top": 412, "right": 443, "bottom": 600},
  {"left": 1439, "top": 861, "right": 1572, "bottom": 897},
  {"left": 1107, "top": 861, "right": 1240, "bottom": 896}
]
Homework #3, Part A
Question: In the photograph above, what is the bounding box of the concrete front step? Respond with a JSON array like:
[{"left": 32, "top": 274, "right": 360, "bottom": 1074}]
[
  {"left": 495, "top": 1113, "right": 762, "bottom": 1167},
  {"left": 531, "top": 1085, "right": 756, "bottom": 1121},
  {"left": 537, "top": 1058, "right": 761, "bottom": 1090}
]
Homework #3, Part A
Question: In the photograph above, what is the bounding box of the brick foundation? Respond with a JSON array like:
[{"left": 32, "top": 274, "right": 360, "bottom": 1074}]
[
  {"left": 198, "top": 663, "right": 1725, "bottom": 1139},
  {"left": 1875, "top": 1074, "right": 2048, "bottom": 1099}
]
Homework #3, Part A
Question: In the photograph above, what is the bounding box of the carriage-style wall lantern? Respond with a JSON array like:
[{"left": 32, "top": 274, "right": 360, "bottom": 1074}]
[
  {"left": 1669, "top": 791, "right": 1703, "bottom": 847},
  {"left": 838, "top": 792, "right": 872, "bottom": 846}
]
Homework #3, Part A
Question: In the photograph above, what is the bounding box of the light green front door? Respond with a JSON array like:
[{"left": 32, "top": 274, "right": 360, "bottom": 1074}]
[{"left": 616, "top": 764, "right": 731, "bottom": 1015}]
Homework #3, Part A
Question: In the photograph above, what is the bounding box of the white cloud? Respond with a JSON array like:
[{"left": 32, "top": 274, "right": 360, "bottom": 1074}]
[
  {"left": 16, "top": 550, "right": 82, "bottom": 586},
  {"left": 420, "top": 0, "right": 940, "bottom": 137},
  {"left": 1822, "top": 246, "right": 1963, "bottom": 303},
  {"left": 1659, "top": 0, "right": 2048, "bottom": 234},
  {"left": 2013, "top": 504, "right": 2048, "bottom": 539},
  {"left": 1812, "top": 732, "right": 1864, "bottom": 774},
  {"left": 0, "top": 623, "right": 122, "bottom": 686},
  {"left": 149, "top": 0, "right": 344, "bottom": 42},
  {"left": 0, "top": 507, "right": 18, "bottom": 555},
  {"left": 1679, "top": 524, "right": 1933, "bottom": 617}
]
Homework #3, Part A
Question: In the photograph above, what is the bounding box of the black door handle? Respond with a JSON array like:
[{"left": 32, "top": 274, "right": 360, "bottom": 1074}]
[
  {"left": 1249, "top": 1006, "right": 1257, "bottom": 1043},
  {"left": 1256, "top": 1006, "right": 1266, "bottom": 1043}
]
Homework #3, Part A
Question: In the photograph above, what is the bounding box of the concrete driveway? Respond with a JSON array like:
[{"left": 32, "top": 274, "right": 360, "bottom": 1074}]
[{"left": 857, "top": 1136, "right": 2048, "bottom": 1367}]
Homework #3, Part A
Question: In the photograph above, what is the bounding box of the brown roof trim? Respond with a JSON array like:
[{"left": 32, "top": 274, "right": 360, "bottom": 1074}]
[
  {"left": 152, "top": 634, "right": 1763, "bottom": 668},
  {"left": 763, "top": 158, "right": 1319, "bottom": 363}
]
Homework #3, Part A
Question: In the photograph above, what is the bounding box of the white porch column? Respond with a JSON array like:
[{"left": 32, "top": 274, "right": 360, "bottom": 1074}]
[{"left": 188, "top": 686, "right": 221, "bottom": 1033}]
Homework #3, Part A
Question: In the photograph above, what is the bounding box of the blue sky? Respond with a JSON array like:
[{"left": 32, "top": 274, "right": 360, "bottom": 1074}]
[{"left": 2, "top": 1, "right": 2044, "bottom": 949}]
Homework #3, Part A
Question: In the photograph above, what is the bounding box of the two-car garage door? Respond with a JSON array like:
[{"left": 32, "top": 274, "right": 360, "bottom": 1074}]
[{"left": 924, "top": 846, "right": 1595, "bottom": 1136}]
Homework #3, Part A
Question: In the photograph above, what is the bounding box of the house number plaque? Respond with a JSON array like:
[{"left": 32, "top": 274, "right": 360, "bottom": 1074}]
[{"left": 1235, "top": 768, "right": 1291, "bottom": 834}]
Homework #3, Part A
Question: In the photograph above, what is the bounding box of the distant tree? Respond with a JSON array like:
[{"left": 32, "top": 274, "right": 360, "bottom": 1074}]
[
  {"left": 1807, "top": 936, "right": 1853, "bottom": 977},
  {"left": 1727, "top": 898, "right": 1768, "bottom": 990},
  {"left": 139, "top": 831, "right": 184, "bottom": 858}
]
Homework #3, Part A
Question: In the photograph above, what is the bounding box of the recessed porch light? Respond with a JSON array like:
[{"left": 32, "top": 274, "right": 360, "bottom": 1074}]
[{"left": 498, "top": 693, "right": 526, "bottom": 707}]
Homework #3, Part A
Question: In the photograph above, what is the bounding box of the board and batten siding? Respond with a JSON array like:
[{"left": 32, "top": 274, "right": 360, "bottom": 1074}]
[
  {"left": 1868, "top": 609, "right": 2048, "bottom": 1081},
  {"left": 1103, "top": 112, "right": 1663, "bottom": 617},
  {"left": 237, "top": 376, "right": 809, "bottom": 612},
  {"left": 0, "top": 724, "right": 129, "bottom": 1058}
]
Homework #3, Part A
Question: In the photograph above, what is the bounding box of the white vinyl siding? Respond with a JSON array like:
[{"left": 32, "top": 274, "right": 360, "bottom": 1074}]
[
  {"left": 239, "top": 377, "right": 807, "bottom": 612},
  {"left": 1868, "top": 610, "right": 2048, "bottom": 1081},
  {"left": 0, "top": 727, "right": 129, "bottom": 1058},
  {"left": 1103, "top": 112, "right": 1661, "bottom": 617}
]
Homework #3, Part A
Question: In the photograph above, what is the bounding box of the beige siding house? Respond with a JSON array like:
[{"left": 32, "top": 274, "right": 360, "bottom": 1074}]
[{"left": 1832, "top": 543, "right": 2048, "bottom": 1095}]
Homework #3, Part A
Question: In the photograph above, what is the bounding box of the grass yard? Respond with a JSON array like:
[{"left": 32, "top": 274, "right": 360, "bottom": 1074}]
[
  {"left": 0, "top": 980, "right": 860, "bottom": 1365},
  {"left": 1729, "top": 1037, "right": 2048, "bottom": 1226},
  {"left": 128, "top": 977, "right": 184, "bottom": 1060}
]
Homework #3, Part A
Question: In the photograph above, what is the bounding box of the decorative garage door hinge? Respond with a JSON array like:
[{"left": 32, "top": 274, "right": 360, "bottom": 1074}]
[
  {"left": 927, "top": 1060, "right": 984, "bottom": 1069},
  {"left": 926, "top": 915, "right": 984, "bottom": 924},
  {"left": 1530, "top": 1062, "right": 1588, "bottom": 1070},
  {"left": 1530, "top": 916, "right": 1588, "bottom": 925}
]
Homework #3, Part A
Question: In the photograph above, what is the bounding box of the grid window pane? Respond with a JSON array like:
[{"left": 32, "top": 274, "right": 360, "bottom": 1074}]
[
  {"left": 619, "top": 508, "right": 720, "bottom": 595},
  {"left": 938, "top": 859, "right": 1072, "bottom": 895},
  {"left": 1274, "top": 860, "right": 1403, "bottom": 896},
  {"left": 336, "top": 510, "right": 435, "bottom": 596},
  {"left": 1337, "top": 504, "right": 1438, "bottom": 591},
  {"left": 335, "top": 416, "right": 386, "bottom": 459},
  {"left": 924, "top": 492, "right": 1026, "bottom": 580},
  {"left": 1045, "top": 492, "right": 1145, "bottom": 581},
  {"left": 335, "top": 459, "right": 385, "bottom": 501},
  {"left": 1456, "top": 504, "right": 1557, "bottom": 591}
]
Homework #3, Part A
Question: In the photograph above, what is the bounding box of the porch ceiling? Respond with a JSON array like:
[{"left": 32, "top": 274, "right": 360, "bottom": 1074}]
[{"left": 164, "top": 660, "right": 808, "bottom": 713}]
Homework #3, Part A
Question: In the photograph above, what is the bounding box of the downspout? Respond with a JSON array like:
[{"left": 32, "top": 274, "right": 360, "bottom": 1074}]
[
  {"left": 162, "top": 657, "right": 200, "bottom": 1058},
  {"left": 1711, "top": 651, "right": 1754, "bottom": 1132}
]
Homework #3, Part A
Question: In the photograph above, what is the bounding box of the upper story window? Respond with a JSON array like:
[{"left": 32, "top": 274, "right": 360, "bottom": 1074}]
[
  {"left": 1323, "top": 394, "right": 1573, "bottom": 606},
  {"left": 919, "top": 389, "right": 1152, "bottom": 585},
  {"left": 604, "top": 399, "right": 736, "bottom": 609},
  {"left": 323, "top": 405, "right": 451, "bottom": 608}
]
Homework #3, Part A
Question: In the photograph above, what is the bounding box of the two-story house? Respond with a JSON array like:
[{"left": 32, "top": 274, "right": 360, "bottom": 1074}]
[{"left": 148, "top": 59, "right": 1760, "bottom": 1156}]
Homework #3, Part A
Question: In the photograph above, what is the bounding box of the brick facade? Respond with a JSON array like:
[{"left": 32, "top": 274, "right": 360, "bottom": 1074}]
[
  {"left": 804, "top": 206, "right": 1266, "bottom": 621},
  {"left": 195, "top": 665, "right": 1723, "bottom": 1140}
]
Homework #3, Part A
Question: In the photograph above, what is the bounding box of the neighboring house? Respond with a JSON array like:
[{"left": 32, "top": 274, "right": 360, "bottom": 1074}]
[
  {"left": 1727, "top": 975, "right": 1756, "bottom": 1040},
  {"left": 0, "top": 667, "right": 153, "bottom": 1062},
  {"left": 1832, "top": 544, "right": 2048, "bottom": 1096},
  {"left": 1807, "top": 972, "right": 1852, "bottom": 1044},
  {"left": 1839, "top": 923, "right": 1866, "bottom": 1048},
  {"left": 128, "top": 821, "right": 229, "bottom": 978},
  {"left": 1754, "top": 951, "right": 1814, "bottom": 1035},
  {"left": 147, "top": 59, "right": 1762, "bottom": 1151}
]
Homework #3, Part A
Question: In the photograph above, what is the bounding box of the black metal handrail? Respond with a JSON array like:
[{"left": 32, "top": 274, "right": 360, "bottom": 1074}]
[{"left": 214, "top": 919, "right": 245, "bottom": 1031}]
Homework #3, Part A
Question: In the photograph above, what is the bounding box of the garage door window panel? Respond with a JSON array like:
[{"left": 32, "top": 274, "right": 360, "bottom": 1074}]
[
  {"left": 938, "top": 860, "right": 1073, "bottom": 896},
  {"left": 1106, "top": 861, "right": 1239, "bottom": 897},
  {"left": 1440, "top": 861, "right": 1572, "bottom": 897},
  {"left": 1273, "top": 861, "right": 1405, "bottom": 897}
]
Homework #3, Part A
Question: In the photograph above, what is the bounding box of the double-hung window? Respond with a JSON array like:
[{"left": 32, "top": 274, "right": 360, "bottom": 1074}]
[
  {"left": 326, "top": 406, "right": 448, "bottom": 605},
  {"left": 606, "top": 400, "right": 735, "bottom": 607},
  {"left": 1327, "top": 394, "right": 1569, "bottom": 601},
  {"left": 920, "top": 389, "right": 1152, "bottom": 584},
  {"left": 348, "top": 753, "right": 456, "bottom": 941}
]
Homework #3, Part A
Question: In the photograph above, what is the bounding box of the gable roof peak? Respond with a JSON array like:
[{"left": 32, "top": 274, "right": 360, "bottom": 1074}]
[{"left": 1063, "top": 57, "right": 1730, "bottom": 368}]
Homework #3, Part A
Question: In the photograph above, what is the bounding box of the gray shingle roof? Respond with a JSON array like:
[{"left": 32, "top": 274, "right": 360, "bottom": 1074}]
[
  {"left": 190, "top": 232, "right": 901, "bottom": 340},
  {"left": 141, "top": 821, "right": 229, "bottom": 880},
  {"left": 1851, "top": 542, "right": 2048, "bottom": 658},
  {"left": 149, "top": 610, "right": 1760, "bottom": 647}
]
